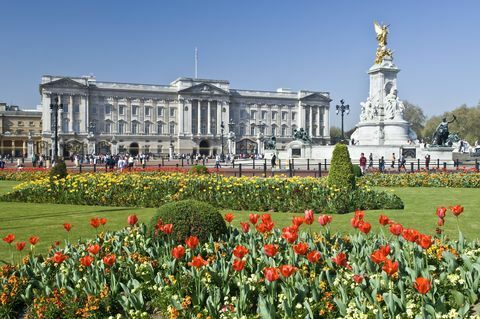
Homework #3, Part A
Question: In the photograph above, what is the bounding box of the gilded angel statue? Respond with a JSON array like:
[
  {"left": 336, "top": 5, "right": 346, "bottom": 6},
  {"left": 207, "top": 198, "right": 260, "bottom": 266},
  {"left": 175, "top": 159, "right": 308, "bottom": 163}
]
[{"left": 374, "top": 21, "right": 389, "bottom": 48}]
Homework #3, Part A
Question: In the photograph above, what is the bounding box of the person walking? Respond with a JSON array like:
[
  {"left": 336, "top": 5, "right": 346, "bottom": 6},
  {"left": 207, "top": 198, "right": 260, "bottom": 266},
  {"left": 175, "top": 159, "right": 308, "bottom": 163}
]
[
  {"left": 359, "top": 153, "right": 367, "bottom": 175},
  {"left": 271, "top": 154, "right": 277, "bottom": 169},
  {"left": 425, "top": 154, "right": 431, "bottom": 170},
  {"left": 391, "top": 153, "right": 396, "bottom": 170},
  {"left": 215, "top": 154, "right": 221, "bottom": 169},
  {"left": 379, "top": 156, "right": 385, "bottom": 173},
  {"left": 368, "top": 153, "right": 373, "bottom": 170}
]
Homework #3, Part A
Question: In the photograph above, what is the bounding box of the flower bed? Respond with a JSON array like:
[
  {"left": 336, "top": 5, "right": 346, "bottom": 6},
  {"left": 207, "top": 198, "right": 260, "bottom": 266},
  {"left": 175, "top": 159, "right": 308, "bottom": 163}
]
[
  {"left": 0, "top": 168, "right": 49, "bottom": 181},
  {"left": 1, "top": 207, "right": 479, "bottom": 318},
  {"left": 1, "top": 172, "right": 403, "bottom": 213},
  {"left": 360, "top": 172, "right": 480, "bottom": 188}
]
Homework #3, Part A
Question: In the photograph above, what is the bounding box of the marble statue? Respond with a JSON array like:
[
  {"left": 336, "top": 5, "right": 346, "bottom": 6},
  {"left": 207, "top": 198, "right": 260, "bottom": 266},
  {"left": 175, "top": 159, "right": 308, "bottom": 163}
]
[
  {"left": 384, "top": 87, "right": 405, "bottom": 120},
  {"left": 264, "top": 136, "right": 276, "bottom": 150},
  {"left": 293, "top": 128, "right": 312, "bottom": 144}
]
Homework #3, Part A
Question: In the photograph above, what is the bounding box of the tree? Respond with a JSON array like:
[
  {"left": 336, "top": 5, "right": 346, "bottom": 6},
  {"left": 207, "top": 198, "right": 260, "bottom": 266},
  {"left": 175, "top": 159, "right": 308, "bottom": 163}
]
[
  {"left": 403, "top": 100, "right": 426, "bottom": 139},
  {"left": 423, "top": 104, "right": 480, "bottom": 145},
  {"left": 330, "top": 126, "right": 342, "bottom": 144}
]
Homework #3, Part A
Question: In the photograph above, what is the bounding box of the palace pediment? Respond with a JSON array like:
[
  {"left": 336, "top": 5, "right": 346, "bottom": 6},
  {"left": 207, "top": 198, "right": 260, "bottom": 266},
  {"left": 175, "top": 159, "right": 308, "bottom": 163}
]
[
  {"left": 40, "top": 78, "right": 88, "bottom": 90},
  {"left": 179, "top": 83, "right": 229, "bottom": 96},
  {"left": 300, "top": 93, "right": 332, "bottom": 103}
]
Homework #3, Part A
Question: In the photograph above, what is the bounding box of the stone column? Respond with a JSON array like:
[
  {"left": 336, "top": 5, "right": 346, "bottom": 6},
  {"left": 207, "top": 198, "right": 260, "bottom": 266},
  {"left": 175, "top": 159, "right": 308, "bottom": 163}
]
[
  {"left": 324, "top": 106, "right": 330, "bottom": 137},
  {"left": 217, "top": 101, "right": 222, "bottom": 135},
  {"left": 69, "top": 95, "right": 74, "bottom": 132},
  {"left": 309, "top": 106, "right": 313, "bottom": 137},
  {"left": 207, "top": 100, "right": 211, "bottom": 135},
  {"left": 11, "top": 140, "right": 15, "bottom": 157},
  {"left": 0, "top": 139, "right": 3, "bottom": 154},
  {"left": 179, "top": 100, "right": 184, "bottom": 135},
  {"left": 22, "top": 141, "right": 27, "bottom": 157},
  {"left": 197, "top": 100, "right": 201, "bottom": 135}
]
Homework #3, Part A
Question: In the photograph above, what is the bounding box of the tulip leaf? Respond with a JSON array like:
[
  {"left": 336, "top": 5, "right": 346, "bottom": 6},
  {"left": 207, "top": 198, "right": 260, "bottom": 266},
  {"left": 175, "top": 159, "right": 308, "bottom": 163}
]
[{"left": 451, "top": 290, "right": 465, "bottom": 307}]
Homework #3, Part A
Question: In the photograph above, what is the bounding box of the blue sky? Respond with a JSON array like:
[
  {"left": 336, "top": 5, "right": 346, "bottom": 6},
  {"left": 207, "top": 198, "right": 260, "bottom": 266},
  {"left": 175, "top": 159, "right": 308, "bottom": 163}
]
[{"left": 0, "top": 1, "right": 479, "bottom": 129}]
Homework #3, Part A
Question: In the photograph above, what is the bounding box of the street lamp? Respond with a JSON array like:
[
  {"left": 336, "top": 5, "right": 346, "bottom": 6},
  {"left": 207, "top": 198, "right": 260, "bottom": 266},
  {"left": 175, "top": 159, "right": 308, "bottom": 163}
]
[
  {"left": 335, "top": 99, "right": 350, "bottom": 141},
  {"left": 50, "top": 96, "right": 63, "bottom": 161},
  {"left": 220, "top": 121, "right": 225, "bottom": 161},
  {"left": 169, "top": 134, "right": 173, "bottom": 160},
  {"left": 228, "top": 118, "right": 235, "bottom": 132}
]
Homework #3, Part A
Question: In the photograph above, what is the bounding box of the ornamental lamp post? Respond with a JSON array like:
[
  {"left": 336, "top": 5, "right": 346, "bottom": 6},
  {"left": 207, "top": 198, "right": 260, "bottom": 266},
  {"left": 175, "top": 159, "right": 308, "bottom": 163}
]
[
  {"left": 50, "top": 96, "right": 63, "bottom": 162},
  {"left": 335, "top": 99, "right": 350, "bottom": 141},
  {"left": 220, "top": 121, "right": 225, "bottom": 161},
  {"left": 228, "top": 119, "right": 235, "bottom": 132}
]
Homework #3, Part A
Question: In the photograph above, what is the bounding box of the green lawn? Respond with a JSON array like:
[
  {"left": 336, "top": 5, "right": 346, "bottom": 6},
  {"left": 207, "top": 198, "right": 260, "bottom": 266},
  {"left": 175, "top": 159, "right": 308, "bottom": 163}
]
[{"left": 0, "top": 181, "right": 478, "bottom": 262}]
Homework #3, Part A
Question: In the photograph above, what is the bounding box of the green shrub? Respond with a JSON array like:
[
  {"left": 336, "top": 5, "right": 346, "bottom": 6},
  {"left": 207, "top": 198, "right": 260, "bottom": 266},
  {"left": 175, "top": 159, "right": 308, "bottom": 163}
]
[
  {"left": 50, "top": 160, "right": 68, "bottom": 180},
  {"left": 189, "top": 165, "right": 209, "bottom": 175},
  {"left": 149, "top": 200, "right": 227, "bottom": 243},
  {"left": 328, "top": 144, "right": 356, "bottom": 190},
  {"left": 352, "top": 165, "right": 363, "bottom": 177}
]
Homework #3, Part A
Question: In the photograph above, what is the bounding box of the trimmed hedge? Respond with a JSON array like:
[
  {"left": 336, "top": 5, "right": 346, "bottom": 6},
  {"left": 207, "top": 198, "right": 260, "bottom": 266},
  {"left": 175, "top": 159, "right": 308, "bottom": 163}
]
[
  {"left": 149, "top": 200, "right": 227, "bottom": 243},
  {"left": 328, "top": 144, "right": 356, "bottom": 190}
]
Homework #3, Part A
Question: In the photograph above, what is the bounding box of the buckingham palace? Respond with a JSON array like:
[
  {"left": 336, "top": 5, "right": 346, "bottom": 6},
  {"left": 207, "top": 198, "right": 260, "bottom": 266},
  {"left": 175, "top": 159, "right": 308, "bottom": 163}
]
[{"left": 39, "top": 75, "right": 331, "bottom": 157}]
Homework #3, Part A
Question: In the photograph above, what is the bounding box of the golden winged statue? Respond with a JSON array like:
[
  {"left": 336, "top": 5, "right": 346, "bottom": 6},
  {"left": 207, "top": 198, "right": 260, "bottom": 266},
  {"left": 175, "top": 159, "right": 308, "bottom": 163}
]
[{"left": 373, "top": 21, "right": 393, "bottom": 64}]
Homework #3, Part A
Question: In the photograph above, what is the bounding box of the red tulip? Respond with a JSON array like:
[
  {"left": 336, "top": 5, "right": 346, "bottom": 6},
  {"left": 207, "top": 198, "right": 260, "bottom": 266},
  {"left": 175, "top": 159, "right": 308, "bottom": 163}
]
[
  {"left": 224, "top": 213, "right": 234, "bottom": 223},
  {"left": 292, "top": 216, "right": 304, "bottom": 227},
  {"left": 240, "top": 222, "right": 250, "bottom": 233},
  {"left": 127, "top": 214, "right": 138, "bottom": 226},
  {"left": 102, "top": 254, "right": 116, "bottom": 267},
  {"left": 304, "top": 210, "right": 314, "bottom": 225},
  {"left": 16, "top": 242, "right": 26, "bottom": 251},
  {"left": 261, "top": 214, "right": 272, "bottom": 224},
  {"left": 172, "top": 245, "right": 185, "bottom": 259},
  {"left": 3, "top": 234, "right": 15, "bottom": 244},
  {"left": 54, "top": 241, "right": 61, "bottom": 246},
  {"left": 350, "top": 217, "right": 361, "bottom": 229},
  {"left": 402, "top": 228, "right": 420, "bottom": 243},
  {"left": 282, "top": 230, "right": 298, "bottom": 243},
  {"left": 188, "top": 255, "right": 208, "bottom": 268},
  {"left": 293, "top": 242, "right": 309, "bottom": 255},
  {"left": 99, "top": 218, "right": 107, "bottom": 225},
  {"left": 279, "top": 265, "right": 297, "bottom": 278},
  {"left": 249, "top": 213, "right": 259, "bottom": 225},
  {"left": 382, "top": 259, "right": 399, "bottom": 276},
  {"left": 354, "top": 210, "right": 365, "bottom": 220},
  {"left": 88, "top": 244, "right": 101, "bottom": 255},
  {"left": 52, "top": 252, "right": 68, "bottom": 264},
  {"left": 318, "top": 214, "right": 332, "bottom": 226},
  {"left": 232, "top": 259, "right": 246, "bottom": 271},
  {"left": 359, "top": 221, "right": 372, "bottom": 234},
  {"left": 63, "top": 223, "right": 72, "bottom": 232},
  {"left": 450, "top": 205, "right": 464, "bottom": 217},
  {"left": 414, "top": 277, "right": 431, "bottom": 294},
  {"left": 417, "top": 234, "right": 432, "bottom": 250},
  {"left": 389, "top": 223, "right": 403, "bottom": 236},
  {"left": 379, "top": 215, "right": 390, "bottom": 226},
  {"left": 437, "top": 218, "right": 445, "bottom": 226},
  {"left": 29, "top": 236, "right": 40, "bottom": 246},
  {"left": 436, "top": 207, "right": 447, "bottom": 218},
  {"left": 263, "top": 267, "right": 279, "bottom": 282},
  {"left": 233, "top": 245, "right": 249, "bottom": 259},
  {"left": 307, "top": 250, "right": 321, "bottom": 263},
  {"left": 379, "top": 245, "right": 391, "bottom": 256},
  {"left": 185, "top": 236, "right": 199, "bottom": 249},
  {"left": 353, "top": 274, "right": 363, "bottom": 283},
  {"left": 90, "top": 218, "right": 101, "bottom": 229},
  {"left": 264, "top": 244, "right": 278, "bottom": 257},
  {"left": 161, "top": 224, "right": 173, "bottom": 234},
  {"left": 332, "top": 252, "right": 349, "bottom": 268},
  {"left": 371, "top": 250, "right": 387, "bottom": 264},
  {"left": 80, "top": 255, "right": 94, "bottom": 267}
]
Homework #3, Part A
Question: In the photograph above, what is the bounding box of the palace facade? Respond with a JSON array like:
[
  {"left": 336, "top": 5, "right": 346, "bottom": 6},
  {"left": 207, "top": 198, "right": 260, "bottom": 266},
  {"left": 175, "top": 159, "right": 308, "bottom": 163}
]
[{"left": 39, "top": 75, "right": 331, "bottom": 157}]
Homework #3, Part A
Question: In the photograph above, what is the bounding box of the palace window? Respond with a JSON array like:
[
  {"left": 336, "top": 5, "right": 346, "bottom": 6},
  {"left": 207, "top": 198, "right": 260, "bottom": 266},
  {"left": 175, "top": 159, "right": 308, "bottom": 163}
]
[
  {"left": 170, "top": 108, "right": 175, "bottom": 117},
  {"left": 157, "top": 107, "right": 164, "bottom": 117},
  {"left": 282, "top": 112, "right": 288, "bottom": 121},
  {"left": 73, "top": 120, "right": 80, "bottom": 132},
  {"left": 157, "top": 122, "right": 164, "bottom": 134},
  {"left": 292, "top": 112, "right": 296, "bottom": 121},
  {"left": 29, "top": 121, "right": 34, "bottom": 127},
  {"left": 17, "top": 121, "right": 23, "bottom": 126},
  {"left": 74, "top": 105, "right": 79, "bottom": 113},
  {"left": 239, "top": 124, "right": 246, "bottom": 136},
  {"left": 271, "top": 126, "right": 277, "bottom": 136},
  {"left": 105, "top": 122, "right": 111, "bottom": 133},
  {"left": 262, "top": 111, "right": 267, "bottom": 120},
  {"left": 62, "top": 119, "right": 69, "bottom": 132},
  {"left": 132, "top": 105, "right": 138, "bottom": 116},
  {"left": 281, "top": 126, "right": 288, "bottom": 137},
  {"left": 169, "top": 123, "right": 176, "bottom": 135},
  {"left": 131, "top": 122, "right": 138, "bottom": 134},
  {"left": 251, "top": 110, "right": 256, "bottom": 120},
  {"left": 105, "top": 104, "right": 112, "bottom": 114},
  {"left": 63, "top": 104, "right": 69, "bottom": 112},
  {"left": 118, "top": 122, "right": 125, "bottom": 134},
  {"left": 144, "top": 122, "right": 150, "bottom": 135},
  {"left": 145, "top": 107, "right": 150, "bottom": 116},
  {"left": 272, "top": 112, "right": 277, "bottom": 120},
  {"left": 91, "top": 106, "right": 97, "bottom": 114},
  {"left": 250, "top": 124, "right": 255, "bottom": 136},
  {"left": 119, "top": 105, "right": 125, "bottom": 115}
]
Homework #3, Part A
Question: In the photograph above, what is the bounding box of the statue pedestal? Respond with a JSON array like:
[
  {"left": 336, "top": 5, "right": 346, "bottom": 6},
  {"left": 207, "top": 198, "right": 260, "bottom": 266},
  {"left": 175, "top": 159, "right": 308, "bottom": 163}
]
[
  {"left": 353, "top": 120, "right": 415, "bottom": 146},
  {"left": 286, "top": 140, "right": 312, "bottom": 158}
]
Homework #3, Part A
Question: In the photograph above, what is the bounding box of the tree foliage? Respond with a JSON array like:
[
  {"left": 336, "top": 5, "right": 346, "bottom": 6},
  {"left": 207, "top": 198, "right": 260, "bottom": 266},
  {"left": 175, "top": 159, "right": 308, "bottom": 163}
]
[
  {"left": 403, "top": 100, "right": 427, "bottom": 138},
  {"left": 422, "top": 104, "right": 480, "bottom": 145},
  {"left": 327, "top": 144, "right": 356, "bottom": 191},
  {"left": 329, "top": 126, "right": 342, "bottom": 144}
]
